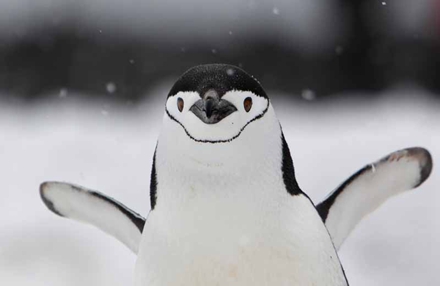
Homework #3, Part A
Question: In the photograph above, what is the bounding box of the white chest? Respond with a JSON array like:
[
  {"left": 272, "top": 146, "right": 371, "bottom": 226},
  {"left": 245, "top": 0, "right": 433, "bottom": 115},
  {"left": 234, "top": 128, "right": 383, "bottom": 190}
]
[
  {"left": 135, "top": 180, "right": 347, "bottom": 286},
  {"left": 134, "top": 114, "right": 347, "bottom": 286}
]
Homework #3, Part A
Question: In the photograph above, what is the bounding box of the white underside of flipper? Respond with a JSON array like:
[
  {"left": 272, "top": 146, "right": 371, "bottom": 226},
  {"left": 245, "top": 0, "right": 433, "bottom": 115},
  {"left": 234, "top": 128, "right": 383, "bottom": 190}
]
[
  {"left": 317, "top": 147, "right": 433, "bottom": 250},
  {"left": 40, "top": 182, "right": 146, "bottom": 254}
]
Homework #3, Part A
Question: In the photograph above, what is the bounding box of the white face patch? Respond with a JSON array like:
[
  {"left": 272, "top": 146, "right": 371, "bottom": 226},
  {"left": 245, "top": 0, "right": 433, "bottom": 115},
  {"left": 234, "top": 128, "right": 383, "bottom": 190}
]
[{"left": 165, "top": 90, "right": 269, "bottom": 143}]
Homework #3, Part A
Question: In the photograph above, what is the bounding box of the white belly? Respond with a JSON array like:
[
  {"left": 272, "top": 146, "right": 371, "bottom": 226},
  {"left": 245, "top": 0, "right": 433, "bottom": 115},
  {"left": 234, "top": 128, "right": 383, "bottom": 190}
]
[{"left": 134, "top": 194, "right": 347, "bottom": 286}]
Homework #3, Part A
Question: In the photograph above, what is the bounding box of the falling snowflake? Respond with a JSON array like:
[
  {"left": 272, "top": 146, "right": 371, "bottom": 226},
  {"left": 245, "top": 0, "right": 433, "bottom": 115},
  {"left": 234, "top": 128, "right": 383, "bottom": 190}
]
[
  {"left": 301, "top": 89, "right": 316, "bottom": 101},
  {"left": 59, "top": 88, "right": 68, "bottom": 98},
  {"left": 106, "top": 82, "right": 116, "bottom": 94},
  {"left": 335, "top": 46, "right": 344, "bottom": 55}
]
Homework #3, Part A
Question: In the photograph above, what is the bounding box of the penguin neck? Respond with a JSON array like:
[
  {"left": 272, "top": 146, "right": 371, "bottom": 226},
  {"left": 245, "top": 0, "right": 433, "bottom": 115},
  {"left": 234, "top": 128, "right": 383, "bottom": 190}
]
[{"left": 153, "top": 108, "right": 296, "bottom": 211}]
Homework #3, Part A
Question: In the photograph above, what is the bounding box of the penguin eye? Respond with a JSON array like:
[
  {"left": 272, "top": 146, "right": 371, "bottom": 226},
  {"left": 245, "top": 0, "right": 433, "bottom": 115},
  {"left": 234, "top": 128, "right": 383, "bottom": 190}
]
[
  {"left": 243, "top": 97, "right": 252, "bottom": 112},
  {"left": 177, "top": 97, "right": 184, "bottom": 112}
]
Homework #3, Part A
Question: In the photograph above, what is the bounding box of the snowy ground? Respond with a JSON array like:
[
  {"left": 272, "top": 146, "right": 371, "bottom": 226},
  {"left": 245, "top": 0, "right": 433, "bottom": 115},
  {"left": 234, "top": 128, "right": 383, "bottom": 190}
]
[{"left": 0, "top": 85, "right": 439, "bottom": 285}]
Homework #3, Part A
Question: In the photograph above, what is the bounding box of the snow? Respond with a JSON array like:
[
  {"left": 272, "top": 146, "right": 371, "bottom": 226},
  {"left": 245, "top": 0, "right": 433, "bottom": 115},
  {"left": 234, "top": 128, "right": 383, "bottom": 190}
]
[
  {"left": 0, "top": 85, "right": 439, "bottom": 285},
  {"left": 59, "top": 88, "right": 68, "bottom": 98},
  {"left": 106, "top": 82, "right": 116, "bottom": 94},
  {"left": 301, "top": 89, "right": 316, "bottom": 101},
  {"left": 335, "top": 45, "right": 344, "bottom": 55}
]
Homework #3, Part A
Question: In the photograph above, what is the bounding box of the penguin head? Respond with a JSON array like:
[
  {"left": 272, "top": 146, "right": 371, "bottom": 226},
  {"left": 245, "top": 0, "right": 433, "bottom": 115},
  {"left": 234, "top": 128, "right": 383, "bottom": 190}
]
[
  {"left": 159, "top": 64, "right": 281, "bottom": 170},
  {"left": 164, "top": 64, "right": 273, "bottom": 144}
]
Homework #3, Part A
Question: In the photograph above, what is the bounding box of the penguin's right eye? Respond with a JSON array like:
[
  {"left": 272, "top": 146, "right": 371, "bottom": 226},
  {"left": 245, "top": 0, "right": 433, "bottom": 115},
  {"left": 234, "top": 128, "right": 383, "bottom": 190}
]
[
  {"left": 177, "top": 98, "right": 184, "bottom": 112},
  {"left": 243, "top": 97, "right": 252, "bottom": 112}
]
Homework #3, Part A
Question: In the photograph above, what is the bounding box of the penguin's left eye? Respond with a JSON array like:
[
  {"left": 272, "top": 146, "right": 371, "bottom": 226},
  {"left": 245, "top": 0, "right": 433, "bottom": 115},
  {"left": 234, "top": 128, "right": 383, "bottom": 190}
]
[
  {"left": 177, "top": 98, "right": 184, "bottom": 112},
  {"left": 243, "top": 97, "right": 252, "bottom": 112}
]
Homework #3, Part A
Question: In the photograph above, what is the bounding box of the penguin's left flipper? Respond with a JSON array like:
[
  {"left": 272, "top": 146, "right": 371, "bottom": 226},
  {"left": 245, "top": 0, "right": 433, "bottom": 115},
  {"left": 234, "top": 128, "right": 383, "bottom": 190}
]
[
  {"left": 317, "top": 147, "right": 433, "bottom": 251},
  {"left": 40, "top": 182, "right": 146, "bottom": 254}
]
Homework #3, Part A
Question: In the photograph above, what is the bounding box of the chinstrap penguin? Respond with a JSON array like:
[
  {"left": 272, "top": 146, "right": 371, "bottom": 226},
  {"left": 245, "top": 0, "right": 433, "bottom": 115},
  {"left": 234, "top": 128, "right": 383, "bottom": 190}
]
[{"left": 40, "top": 64, "right": 433, "bottom": 286}]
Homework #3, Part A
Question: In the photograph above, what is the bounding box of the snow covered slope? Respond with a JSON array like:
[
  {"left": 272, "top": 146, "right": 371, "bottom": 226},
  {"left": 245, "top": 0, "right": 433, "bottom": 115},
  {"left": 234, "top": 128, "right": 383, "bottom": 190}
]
[{"left": 0, "top": 86, "right": 438, "bottom": 285}]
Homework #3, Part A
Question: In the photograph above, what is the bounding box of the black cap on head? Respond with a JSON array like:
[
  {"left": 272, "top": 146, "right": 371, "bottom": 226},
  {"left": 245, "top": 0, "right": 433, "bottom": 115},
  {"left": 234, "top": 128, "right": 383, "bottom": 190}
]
[{"left": 168, "top": 64, "right": 268, "bottom": 99}]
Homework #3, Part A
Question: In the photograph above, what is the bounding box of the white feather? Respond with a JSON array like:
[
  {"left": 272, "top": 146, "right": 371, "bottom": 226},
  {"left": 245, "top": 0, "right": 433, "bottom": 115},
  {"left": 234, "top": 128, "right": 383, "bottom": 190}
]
[
  {"left": 40, "top": 182, "right": 144, "bottom": 254},
  {"left": 320, "top": 148, "right": 432, "bottom": 250}
]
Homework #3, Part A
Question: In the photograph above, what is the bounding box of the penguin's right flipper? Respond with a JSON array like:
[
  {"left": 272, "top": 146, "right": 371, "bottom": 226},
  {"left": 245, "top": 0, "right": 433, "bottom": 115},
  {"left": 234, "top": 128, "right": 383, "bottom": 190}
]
[
  {"left": 40, "top": 182, "right": 146, "bottom": 254},
  {"left": 317, "top": 147, "right": 433, "bottom": 250}
]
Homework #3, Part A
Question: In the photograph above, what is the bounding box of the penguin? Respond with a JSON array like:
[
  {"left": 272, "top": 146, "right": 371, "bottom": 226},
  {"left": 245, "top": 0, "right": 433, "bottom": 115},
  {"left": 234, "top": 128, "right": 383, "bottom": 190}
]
[{"left": 40, "top": 64, "right": 433, "bottom": 286}]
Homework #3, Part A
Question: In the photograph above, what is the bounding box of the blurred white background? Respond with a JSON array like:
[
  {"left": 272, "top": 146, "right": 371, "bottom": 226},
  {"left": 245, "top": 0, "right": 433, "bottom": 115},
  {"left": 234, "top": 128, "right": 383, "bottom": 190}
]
[{"left": 0, "top": 84, "right": 438, "bottom": 285}]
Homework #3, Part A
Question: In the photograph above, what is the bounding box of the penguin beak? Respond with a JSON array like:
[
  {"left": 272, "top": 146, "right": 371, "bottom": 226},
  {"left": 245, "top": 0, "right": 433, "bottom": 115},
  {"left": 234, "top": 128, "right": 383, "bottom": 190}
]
[{"left": 189, "top": 90, "right": 237, "bottom": 124}]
